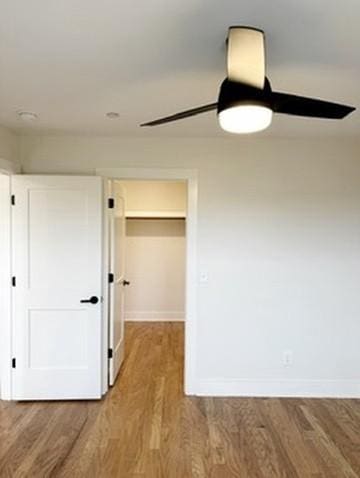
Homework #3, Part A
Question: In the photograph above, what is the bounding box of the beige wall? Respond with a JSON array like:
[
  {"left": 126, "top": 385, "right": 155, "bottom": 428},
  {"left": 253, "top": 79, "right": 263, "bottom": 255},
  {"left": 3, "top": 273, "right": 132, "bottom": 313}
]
[
  {"left": 19, "top": 135, "right": 360, "bottom": 396},
  {"left": 0, "top": 126, "right": 19, "bottom": 171},
  {"left": 125, "top": 218, "right": 185, "bottom": 321},
  {"left": 122, "top": 180, "right": 186, "bottom": 215}
]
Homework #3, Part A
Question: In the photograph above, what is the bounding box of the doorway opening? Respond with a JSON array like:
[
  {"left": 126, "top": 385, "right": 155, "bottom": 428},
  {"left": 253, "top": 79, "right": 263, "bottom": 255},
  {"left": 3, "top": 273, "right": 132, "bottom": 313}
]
[
  {"left": 96, "top": 167, "right": 198, "bottom": 395},
  {"left": 108, "top": 180, "right": 187, "bottom": 389}
]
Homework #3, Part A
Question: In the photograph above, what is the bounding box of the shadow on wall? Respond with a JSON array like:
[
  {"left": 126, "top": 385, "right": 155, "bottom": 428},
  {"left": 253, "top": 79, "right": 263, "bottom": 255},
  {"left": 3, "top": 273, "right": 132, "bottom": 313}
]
[{"left": 126, "top": 219, "right": 185, "bottom": 237}]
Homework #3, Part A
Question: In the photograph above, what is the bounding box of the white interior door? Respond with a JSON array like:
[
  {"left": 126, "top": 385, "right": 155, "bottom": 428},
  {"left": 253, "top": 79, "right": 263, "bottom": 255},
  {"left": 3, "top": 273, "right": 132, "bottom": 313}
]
[
  {"left": 108, "top": 181, "right": 127, "bottom": 386},
  {"left": 12, "top": 175, "right": 103, "bottom": 400}
]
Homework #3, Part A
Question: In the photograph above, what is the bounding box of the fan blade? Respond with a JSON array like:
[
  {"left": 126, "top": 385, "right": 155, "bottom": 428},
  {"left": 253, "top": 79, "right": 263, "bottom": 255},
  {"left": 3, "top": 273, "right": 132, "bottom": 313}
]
[
  {"left": 140, "top": 103, "right": 218, "bottom": 126},
  {"left": 272, "top": 92, "right": 355, "bottom": 119},
  {"left": 227, "top": 26, "right": 265, "bottom": 89}
]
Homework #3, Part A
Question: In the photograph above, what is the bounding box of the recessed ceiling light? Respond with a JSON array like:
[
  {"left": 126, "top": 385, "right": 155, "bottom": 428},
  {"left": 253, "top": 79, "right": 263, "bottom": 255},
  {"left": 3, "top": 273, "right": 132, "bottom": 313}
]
[
  {"left": 17, "top": 111, "right": 38, "bottom": 121},
  {"left": 106, "top": 112, "right": 120, "bottom": 119}
]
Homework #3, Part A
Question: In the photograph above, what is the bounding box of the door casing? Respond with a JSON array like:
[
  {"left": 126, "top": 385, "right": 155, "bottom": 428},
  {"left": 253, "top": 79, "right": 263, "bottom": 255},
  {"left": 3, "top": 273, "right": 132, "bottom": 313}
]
[
  {"left": 0, "top": 172, "right": 12, "bottom": 400},
  {"left": 98, "top": 168, "right": 198, "bottom": 396},
  {"left": 0, "top": 159, "right": 20, "bottom": 400}
]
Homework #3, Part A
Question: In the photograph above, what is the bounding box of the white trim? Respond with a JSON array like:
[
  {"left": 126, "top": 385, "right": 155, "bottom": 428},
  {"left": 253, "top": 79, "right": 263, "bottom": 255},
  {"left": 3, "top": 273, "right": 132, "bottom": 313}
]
[
  {"left": 1, "top": 155, "right": 21, "bottom": 397},
  {"left": 96, "top": 167, "right": 198, "bottom": 395},
  {"left": 125, "top": 310, "right": 185, "bottom": 321},
  {"left": 96, "top": 168, "right": 196, "bottom": 181},
  {"left": 0, "top": 173, "right": 12, "bottom": 399},
  {"left": 126, "top": 210, "right": 186, "bottom": 219},
  {"left": 196, "top": 379, "right": 360, "bottom": 398},
  {"left": 101, "top": 179, "right": 111, "bottom": 395}
]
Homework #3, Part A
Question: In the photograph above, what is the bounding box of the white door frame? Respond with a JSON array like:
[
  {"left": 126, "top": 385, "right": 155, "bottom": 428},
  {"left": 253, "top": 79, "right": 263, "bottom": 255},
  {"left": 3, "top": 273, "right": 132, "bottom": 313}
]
[
  {"left": 97, "top": 168, "right": 198, "bottom": 395},
  {"left": 0, "top": 159, "right": 20, "bottom": 400}
]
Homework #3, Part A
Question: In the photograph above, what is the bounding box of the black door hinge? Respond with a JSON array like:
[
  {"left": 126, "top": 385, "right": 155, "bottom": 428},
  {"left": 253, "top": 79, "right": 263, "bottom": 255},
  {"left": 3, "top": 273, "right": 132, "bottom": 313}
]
[
  {"left": 108, "top": 198, "right": 115, "bottom": 209},
  {"left": 108, "top": 348, "right": 113, "bottom": 359},
  {"left": 11, "top": 195, "right": 15, "bottom": 205},
  {"left": 12, "top": 358, "right": 16, "bottom": 368},
  {"left": 11, "top": 276, "right": 16, "bottom": 287},
  {"left": 108, "top": 273, "right": 114, "bottom": 284}
]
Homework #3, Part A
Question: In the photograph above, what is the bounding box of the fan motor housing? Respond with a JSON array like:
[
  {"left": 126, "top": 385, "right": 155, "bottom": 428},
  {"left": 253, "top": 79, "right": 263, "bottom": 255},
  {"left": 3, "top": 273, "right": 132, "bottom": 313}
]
[{"left": 217, "top": 78, "right": 273, "bottom": 114}]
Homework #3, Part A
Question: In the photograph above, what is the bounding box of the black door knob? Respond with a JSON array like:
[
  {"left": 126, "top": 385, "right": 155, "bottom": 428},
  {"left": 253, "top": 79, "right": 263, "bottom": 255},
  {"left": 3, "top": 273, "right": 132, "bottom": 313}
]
[
  {"left": 80, "top": 296, "right": 99, "bottom": 304},
  {"left": 123, "top": 280, "right": 130, "bottom": 286}
]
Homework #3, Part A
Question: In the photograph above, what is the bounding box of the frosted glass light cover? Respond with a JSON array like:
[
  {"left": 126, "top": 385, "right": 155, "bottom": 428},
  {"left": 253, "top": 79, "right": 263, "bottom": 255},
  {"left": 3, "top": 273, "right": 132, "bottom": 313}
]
[{"left": 218, "top": 105, "right": 272, "bottom": 134}]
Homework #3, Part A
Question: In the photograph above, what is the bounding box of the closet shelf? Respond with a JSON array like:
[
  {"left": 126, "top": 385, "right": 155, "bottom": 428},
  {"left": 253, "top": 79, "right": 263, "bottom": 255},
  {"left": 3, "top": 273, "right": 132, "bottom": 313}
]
[{"left": 126, "top": 210, "right": 186, "bottom": 219}]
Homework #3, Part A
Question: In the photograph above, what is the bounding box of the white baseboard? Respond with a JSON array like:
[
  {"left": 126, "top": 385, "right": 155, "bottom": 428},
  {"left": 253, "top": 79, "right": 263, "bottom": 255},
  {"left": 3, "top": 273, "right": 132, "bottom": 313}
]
[
  {"left": 195, "top": 379, "right": 360, "bottom": 398},
  {"left": 125, "top": 310, "right": 185, "bottom": 322}
]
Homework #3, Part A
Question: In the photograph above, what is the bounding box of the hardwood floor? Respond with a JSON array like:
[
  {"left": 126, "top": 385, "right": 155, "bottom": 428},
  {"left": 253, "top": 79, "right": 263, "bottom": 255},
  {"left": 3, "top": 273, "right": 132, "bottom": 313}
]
[{"left": 1, "top": 322, "right": 360, "bottom": 477}]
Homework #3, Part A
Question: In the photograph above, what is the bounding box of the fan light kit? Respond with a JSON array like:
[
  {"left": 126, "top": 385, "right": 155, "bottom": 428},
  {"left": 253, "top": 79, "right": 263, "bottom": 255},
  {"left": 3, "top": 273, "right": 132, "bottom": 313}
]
[
  {"left": 141, "top": 26, "right": 355, "bottom": 134},
  {"left": 218, "top": 105, "right": 272, "bottom": 133}
]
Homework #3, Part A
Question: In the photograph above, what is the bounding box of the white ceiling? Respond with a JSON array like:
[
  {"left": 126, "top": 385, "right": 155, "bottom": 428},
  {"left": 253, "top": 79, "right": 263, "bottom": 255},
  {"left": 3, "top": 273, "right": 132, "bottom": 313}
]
[{"left": 0, "top": 0, "right": 359, "bottom": 137}]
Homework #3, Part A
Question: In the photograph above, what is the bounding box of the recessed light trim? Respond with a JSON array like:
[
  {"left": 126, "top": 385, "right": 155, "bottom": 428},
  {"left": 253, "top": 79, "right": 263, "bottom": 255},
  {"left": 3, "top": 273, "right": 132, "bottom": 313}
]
[
  {"left": 106, "top": 112, "right": 120, "bottom": 119},
  {"left": 17, "top": 111, "right": 38, "bottom": 121}
]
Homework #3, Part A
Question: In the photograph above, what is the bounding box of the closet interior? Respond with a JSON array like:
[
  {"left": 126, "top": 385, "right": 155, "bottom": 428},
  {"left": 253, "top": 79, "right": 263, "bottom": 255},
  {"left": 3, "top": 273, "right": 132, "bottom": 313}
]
[{"left": 118, "top": 180, "right": 187, "bottom": 323}]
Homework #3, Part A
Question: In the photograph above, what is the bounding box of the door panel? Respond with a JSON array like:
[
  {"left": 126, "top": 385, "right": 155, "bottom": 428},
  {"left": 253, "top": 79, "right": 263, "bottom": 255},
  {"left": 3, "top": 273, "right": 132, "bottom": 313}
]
[
  {"left": 27, "top": 188, "right": 92, "bottom": 289},
  {"left": 28, "top": 310, "right": 88, "bottom": 369},
  {"left": 12, "top": 175, "right": 103, "bottom": 400},
  {"left": 109, "top": 182, "right": 126, "bottom": 385}
]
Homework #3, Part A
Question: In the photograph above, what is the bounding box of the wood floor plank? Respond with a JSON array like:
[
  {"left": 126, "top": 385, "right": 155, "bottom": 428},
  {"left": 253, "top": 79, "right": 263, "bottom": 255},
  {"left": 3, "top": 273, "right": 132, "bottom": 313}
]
[
  {"left": 301, "top": 404, "right": 359, "bottom": 478},
  {"left": 0, "top": 322, "right": 360, "bottom": 478},
  {"left": 256, "top": 398, "right": 321, "bottom": 477}
]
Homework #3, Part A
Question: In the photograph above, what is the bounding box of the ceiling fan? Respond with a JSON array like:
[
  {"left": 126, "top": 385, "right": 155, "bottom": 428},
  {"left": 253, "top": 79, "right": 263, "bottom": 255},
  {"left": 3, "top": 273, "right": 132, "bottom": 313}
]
[{"left": 140, "top": 26, "right": 355, "bottom": 133}]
